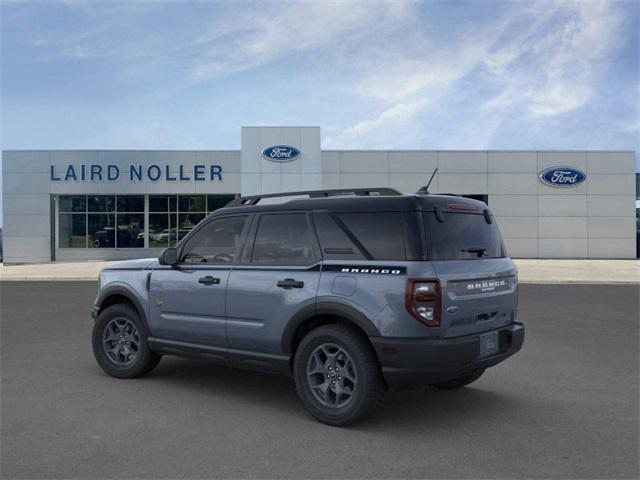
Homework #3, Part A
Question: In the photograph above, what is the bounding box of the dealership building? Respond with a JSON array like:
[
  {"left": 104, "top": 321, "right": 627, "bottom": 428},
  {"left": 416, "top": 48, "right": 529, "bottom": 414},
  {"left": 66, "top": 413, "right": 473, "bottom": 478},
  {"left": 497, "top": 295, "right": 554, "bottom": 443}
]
[{"left": 1, "top": 126, "right": 637, "bottom": 263}]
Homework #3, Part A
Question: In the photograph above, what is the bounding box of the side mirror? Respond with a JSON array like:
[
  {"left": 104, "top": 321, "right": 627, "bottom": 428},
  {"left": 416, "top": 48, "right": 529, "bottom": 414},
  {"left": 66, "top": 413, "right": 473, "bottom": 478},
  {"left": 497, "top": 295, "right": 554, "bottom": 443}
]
[{"left": 159, "top": 247, "right": 178, "bottom": 266}]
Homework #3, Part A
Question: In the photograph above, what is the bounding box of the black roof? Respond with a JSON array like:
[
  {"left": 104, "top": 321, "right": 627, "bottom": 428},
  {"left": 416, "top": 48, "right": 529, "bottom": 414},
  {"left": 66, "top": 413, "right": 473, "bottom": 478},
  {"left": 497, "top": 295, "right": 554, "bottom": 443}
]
[{"left": 216, "top": 188, "right": 488, "bottom": 215}]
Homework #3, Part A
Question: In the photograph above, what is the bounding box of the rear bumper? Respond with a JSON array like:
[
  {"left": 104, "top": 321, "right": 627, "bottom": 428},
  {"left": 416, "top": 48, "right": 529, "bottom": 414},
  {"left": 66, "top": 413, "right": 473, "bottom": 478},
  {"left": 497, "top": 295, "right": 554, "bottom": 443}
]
[{"left": 371, "top": 323, "right": 524, "bottom": 390}]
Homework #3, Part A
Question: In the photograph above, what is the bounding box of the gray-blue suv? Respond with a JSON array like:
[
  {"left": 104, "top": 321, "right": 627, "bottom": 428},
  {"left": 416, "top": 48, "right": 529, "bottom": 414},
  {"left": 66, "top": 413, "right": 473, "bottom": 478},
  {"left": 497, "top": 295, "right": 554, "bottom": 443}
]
[{"left": 92, "top": 188, "right": 524, "bottom": 426}]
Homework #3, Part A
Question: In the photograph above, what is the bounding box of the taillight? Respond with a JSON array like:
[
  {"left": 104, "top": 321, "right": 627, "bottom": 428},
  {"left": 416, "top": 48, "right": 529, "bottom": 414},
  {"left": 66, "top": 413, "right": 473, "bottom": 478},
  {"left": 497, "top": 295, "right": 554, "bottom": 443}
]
[{"left": 405, "top": 279, "right": 441, "bottom": 327}]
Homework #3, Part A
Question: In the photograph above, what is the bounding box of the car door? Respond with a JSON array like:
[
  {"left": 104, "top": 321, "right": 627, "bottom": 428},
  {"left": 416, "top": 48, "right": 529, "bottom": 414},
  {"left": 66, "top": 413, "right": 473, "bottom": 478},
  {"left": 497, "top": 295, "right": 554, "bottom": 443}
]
[
  {"left": 148, "top": 214, "right": 250, "bottom": 349},
  {"left": 226, "top": 212, "right": 321, "bottom": 369}
]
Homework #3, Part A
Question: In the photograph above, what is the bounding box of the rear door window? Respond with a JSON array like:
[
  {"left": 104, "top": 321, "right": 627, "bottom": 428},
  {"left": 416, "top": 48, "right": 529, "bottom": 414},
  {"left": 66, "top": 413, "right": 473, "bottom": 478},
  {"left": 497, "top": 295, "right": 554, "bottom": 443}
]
[
  {"left": 251, "top": 213, "right": 319, "bottom": 265},
  {"left": 336, "top": 212, "right": 406, "bottom": 261},
  {"left": 423, "top": 212, "right": 506, "bottom": 260}
]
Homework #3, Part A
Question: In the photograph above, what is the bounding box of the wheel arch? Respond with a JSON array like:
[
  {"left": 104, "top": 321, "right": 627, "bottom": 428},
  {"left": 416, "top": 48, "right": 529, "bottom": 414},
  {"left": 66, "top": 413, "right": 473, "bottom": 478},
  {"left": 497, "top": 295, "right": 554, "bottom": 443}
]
[
  {"left": 95, "top": 285, "right": 150, "bottom": 336},
  {"left": 282, "top": 302, "right": 381, "bottom": 358}
]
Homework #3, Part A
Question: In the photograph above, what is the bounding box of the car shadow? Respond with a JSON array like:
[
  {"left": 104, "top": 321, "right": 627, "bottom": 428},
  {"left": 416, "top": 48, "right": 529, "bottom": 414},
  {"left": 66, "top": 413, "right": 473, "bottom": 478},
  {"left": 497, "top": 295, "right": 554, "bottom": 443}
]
[{"left": 122, "top": 356, "right": 528, "bottom": 430}]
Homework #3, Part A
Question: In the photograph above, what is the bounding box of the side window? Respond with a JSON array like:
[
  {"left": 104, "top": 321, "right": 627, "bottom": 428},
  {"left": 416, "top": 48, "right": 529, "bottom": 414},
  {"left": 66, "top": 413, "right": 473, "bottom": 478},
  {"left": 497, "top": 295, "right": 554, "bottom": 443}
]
[
  {"left": 181, "top": 216, "right": 247, "bottom": 264},
  {"left": 337, "top": 212, "right": 406, "bottom": 261},
  {"left": 313, "top": 212, "right": 365, "bottom": 260},
  {"left": 251, "top": 213, "right": 318, "bottom": 265}
]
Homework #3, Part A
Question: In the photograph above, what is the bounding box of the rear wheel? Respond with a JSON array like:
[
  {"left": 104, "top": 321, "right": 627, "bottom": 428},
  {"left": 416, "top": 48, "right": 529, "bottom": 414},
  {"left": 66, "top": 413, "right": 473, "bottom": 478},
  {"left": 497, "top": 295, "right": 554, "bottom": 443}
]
[
  {"left": 293, "top": 324, "right": 385, "bottom": 426},
  {"left": 92, "top": 303, "right": 161, "bottom": 378},
  {"left": 432, "top": 369, "right": 485, "bottom": 389}
]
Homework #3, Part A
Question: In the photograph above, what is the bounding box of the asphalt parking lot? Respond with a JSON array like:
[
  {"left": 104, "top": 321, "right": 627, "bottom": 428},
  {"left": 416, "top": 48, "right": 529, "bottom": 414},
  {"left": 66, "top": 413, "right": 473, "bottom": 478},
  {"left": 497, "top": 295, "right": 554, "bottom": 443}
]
[{"left": 1, "top": 282, "right": 638, "bottom": 479}]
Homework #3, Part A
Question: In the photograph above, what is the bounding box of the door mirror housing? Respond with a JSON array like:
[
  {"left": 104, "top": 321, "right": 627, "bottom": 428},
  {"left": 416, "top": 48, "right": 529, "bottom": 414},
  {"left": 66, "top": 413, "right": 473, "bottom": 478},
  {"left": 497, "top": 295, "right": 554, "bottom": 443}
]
[{"left": 159, "top": 247, "right": 178, "bottom": 266}]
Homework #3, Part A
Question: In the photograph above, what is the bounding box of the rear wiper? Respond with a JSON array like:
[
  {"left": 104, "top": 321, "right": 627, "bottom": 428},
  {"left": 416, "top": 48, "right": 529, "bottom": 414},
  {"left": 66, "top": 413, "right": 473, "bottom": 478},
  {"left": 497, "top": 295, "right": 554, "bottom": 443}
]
[{"left": 461, "top": 247, "right": 487, "bottom": 258}]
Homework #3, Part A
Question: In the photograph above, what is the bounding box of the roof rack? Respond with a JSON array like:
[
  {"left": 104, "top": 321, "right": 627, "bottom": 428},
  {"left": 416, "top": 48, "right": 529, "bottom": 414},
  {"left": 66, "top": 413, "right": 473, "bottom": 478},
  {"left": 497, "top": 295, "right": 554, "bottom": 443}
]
[{"left": 227, "top": 187, "right": 402, "bottom": 207}]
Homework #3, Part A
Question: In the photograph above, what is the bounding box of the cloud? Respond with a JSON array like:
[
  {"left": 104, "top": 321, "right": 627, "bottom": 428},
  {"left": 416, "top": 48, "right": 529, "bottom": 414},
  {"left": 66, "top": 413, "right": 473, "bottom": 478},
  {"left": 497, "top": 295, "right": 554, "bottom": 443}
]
[
  {"left": 325, "top": 0, "right": 629, "bottom": 147},
  {"left": 18, "top": 0, "right": 413, "bottom": 81},
  {"left": 189, "top": 1, "right": 413, "bottom": 80},
  {"left": 483, "top": 0, "right": 624, "bottom": 119},
  {"left": 2, "top": 0, "right": 637, "bottom": 156}
]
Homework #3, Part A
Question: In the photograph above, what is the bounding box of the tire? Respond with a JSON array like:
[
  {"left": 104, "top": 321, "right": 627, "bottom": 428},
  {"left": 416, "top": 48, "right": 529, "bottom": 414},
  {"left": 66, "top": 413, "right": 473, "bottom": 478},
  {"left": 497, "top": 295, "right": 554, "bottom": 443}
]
[
  {"left": 92, "top": 303, "right": 161, "bottom": 379},
  {"left": 293, "top": 324, "right": 385, "bottom": 426},
  {"left": 432, "top": 368, "right": 485, "bottom": 390}
]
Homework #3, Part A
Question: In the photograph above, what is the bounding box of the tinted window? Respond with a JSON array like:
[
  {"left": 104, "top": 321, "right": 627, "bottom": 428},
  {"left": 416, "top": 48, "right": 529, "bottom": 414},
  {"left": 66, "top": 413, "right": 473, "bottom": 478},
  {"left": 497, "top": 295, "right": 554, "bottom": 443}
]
[
  {"left": 149, "top": 195, "right": 168, "bottom": 212},
  {"left": 181, "top": 216, "right": 247, "bottom": 264},
  {"left": 337, "top": 213, "right": 406, "bottom": 260},
  {"left": 117, "top": 196, "right": 144, "bottom": 213},
  {"left": 179, "top": 195, "right": 206, "bottom": 212},
  {"left": 88, "top": 196, "right": 115, "bottom": 212},
  {"left": 59, "top": 196, "right": 86, "bottom": 213},
  {"left": 207, "top": 195, "right": 236, "bottom": 212},
  {"left": 88, "top": 214, "right": 115, "bottom": 248},
  {"left": 59, "top": 214, "right": 86, "bottom": 247},
  {"left": 314, "top": 212, "right": 365, "bottom": 260},
  {"left": 251, "top": 214, "right": 317, "bottom": 265},
  {"left": 149, "top": 213, "right": 175, "bottom": 248},
  {"left": 117, "top": 213, "right": 144, "bottom": 248},
  {"left": 423, "top": 212, "right": 506, "bottom": 260}
]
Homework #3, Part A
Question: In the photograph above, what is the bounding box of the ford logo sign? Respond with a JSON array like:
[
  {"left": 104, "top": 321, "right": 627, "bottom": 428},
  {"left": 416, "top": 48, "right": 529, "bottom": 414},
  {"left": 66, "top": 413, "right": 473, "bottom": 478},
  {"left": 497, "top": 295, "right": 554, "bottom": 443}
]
[
  {"left": 538, "top": 166, "right": 586, "bottom": 188},
  {"left": 261, "top": 145, "right": 301, "bottom": 163}
]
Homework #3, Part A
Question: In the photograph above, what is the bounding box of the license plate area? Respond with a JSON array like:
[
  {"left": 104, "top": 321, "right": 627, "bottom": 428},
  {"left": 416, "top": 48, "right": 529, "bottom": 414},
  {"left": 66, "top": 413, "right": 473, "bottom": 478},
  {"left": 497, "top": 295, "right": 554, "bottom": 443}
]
[{"left": 479, "top": 331, "right": 499, "bottom": 358}]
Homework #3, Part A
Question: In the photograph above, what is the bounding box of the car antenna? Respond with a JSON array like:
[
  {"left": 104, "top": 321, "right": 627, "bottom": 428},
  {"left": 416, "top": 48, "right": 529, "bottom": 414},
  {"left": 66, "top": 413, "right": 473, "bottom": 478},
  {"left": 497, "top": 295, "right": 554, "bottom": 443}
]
[{"left": 416, "top": 167, "right": 438, "bottom": 195}]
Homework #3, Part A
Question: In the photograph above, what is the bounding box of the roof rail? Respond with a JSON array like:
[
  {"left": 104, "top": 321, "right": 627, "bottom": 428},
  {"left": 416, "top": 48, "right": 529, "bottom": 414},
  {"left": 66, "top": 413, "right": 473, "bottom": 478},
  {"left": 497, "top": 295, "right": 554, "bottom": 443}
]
[{"left": 227, "top": 187, "right": 402, "bottom": 207}]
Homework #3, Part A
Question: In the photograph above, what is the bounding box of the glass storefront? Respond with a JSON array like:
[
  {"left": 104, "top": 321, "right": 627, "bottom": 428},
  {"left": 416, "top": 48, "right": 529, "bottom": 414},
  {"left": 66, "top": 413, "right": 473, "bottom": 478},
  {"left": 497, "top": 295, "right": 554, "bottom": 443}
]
[{"left": 58, "top": 194, "right": 236, "bottom": 249}]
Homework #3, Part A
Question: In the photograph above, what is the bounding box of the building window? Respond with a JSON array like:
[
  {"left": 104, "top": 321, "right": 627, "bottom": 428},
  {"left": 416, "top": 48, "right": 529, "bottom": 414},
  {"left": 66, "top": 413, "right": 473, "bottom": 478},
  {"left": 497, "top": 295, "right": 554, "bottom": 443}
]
[
  {"left": 59, "top": 194, "right": 140, "bottom": 249},
  {"left": 59, "top": 212, "right": 87, "bottom": 248},
  {"left": 178, "top": 195, "right": 206, "bottom": 242},
  {"left": 115, "top": 196, "right": 144, "bottom": 248},
  {"left": 59, "top": 194, "right": 236, "bottom": 249},
  {"left": 149, "top": 195, "right": 177, "bottom": 248}
]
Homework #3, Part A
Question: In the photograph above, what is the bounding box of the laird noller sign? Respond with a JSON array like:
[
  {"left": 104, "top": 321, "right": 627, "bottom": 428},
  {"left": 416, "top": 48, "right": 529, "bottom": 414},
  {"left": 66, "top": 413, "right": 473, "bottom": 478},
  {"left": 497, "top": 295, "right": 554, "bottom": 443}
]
[{"left": 50, "top": 163, "right": 224, "bottom": 182}]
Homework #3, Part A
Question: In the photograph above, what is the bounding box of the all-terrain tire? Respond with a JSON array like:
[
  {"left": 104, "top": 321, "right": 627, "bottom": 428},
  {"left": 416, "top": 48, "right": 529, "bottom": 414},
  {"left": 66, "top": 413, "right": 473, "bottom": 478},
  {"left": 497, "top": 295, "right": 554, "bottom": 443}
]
[
  {"left": 92, "top": 303, "right": 161, "bottom": 379},
  {"left": 293, "top": 324, "right": 385, "bottom": 426},
  {"left": 432, "top": 368, "right": 485, "bottom": 390}
]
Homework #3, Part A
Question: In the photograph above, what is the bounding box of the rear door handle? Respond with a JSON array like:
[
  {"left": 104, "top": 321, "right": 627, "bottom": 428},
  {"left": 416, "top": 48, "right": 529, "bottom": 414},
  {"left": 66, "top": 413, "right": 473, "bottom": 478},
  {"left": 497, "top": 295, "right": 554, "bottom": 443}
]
[
  {"left": 198, "top": 276, "right": 220, "bottom": 285},
  {"left": 277, "top": 278, "right": 304, "bottom": 289}
]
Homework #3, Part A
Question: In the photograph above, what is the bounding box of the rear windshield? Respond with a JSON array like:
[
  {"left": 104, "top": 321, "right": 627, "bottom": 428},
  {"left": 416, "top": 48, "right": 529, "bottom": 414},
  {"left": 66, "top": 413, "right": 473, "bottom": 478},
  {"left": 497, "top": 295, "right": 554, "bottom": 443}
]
[{"left": 423, "top": 212, "right": 506, "bottom": 260}]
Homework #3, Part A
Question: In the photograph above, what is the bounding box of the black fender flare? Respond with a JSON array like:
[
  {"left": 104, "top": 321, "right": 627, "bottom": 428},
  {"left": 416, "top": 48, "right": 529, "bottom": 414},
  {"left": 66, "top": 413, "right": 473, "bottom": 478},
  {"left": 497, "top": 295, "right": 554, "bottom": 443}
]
[
  {"left": 95, "top": 284, "right": 150, "bottom": 336},
  {"left": 281, "top": 301, "right": 381, "bottom": 354}
]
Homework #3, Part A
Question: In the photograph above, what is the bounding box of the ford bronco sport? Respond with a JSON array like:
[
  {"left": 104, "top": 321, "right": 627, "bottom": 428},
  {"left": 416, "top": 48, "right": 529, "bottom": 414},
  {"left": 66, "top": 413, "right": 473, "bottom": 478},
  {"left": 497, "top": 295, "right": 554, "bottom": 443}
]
[{"left": 92, "top": 188, "right": 524, "bottom": 426}]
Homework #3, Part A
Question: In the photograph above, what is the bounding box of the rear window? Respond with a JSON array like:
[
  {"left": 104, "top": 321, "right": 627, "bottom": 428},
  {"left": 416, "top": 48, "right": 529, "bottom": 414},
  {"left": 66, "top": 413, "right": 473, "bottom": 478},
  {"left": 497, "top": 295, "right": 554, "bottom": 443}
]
[{"left": 423, "top": 212, "right": 506, "bottom": 260}]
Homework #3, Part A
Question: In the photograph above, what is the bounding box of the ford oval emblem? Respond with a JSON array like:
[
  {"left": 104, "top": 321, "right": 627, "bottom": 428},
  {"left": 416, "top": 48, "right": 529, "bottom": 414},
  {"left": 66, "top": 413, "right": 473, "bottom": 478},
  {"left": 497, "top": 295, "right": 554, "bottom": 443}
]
[
  {"left": 446, "top": 306, "right": 459, "bottom": 314},
  {"left": 538, "top": 166, "right": 586, "bottom": 188},
  {"left": 261, "top": 145, "right": 301, "bottom": 163}
]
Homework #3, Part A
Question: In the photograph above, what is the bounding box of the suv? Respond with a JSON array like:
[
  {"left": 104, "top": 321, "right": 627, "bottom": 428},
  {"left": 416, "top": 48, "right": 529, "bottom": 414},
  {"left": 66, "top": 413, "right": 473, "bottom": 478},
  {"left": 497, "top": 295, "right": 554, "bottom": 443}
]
[{"left": 91, "top": 188, "right": 524, "bottom": 426}]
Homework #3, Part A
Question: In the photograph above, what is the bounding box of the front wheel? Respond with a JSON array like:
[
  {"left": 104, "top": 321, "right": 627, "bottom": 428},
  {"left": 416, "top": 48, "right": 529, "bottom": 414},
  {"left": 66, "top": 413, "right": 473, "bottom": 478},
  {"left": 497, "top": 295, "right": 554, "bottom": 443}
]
[
  {"left": 92, "top": 303, "right": 161, "bottom": 379},
  {"left": 293, "top": 324, "right": 385, "bottom": 426}
]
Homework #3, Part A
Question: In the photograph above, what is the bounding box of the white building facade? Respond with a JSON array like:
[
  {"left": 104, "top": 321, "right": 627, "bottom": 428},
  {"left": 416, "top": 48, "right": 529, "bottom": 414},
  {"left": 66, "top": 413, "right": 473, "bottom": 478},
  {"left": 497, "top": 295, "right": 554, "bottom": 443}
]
[{"left": 2, "top": 126, "right": 637, "bottom": 263}]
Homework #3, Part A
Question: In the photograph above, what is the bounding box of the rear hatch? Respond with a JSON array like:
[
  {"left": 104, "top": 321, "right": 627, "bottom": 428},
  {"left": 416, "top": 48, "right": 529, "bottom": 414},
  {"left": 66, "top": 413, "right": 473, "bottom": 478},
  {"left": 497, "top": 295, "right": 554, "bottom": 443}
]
[{"left": 422, "top": 206, "right": 517, "bottom": 338}]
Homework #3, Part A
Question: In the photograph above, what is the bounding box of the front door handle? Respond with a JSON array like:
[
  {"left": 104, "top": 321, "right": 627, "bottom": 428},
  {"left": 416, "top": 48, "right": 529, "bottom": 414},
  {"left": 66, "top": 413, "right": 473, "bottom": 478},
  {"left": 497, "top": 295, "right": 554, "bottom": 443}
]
[
  {"left": 198, "top": 276, "right": 220, "bottom": 285},
  {"left": 277, "top": 278, "right": 304, "bottom": 289}
]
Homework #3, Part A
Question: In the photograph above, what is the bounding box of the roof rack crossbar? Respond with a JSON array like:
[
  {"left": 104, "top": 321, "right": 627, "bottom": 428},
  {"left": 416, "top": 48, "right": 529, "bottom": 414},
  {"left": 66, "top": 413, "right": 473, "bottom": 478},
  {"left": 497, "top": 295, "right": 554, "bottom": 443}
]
[{"left": 227, "top": 187, "right": 402, "bottom": 207}]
